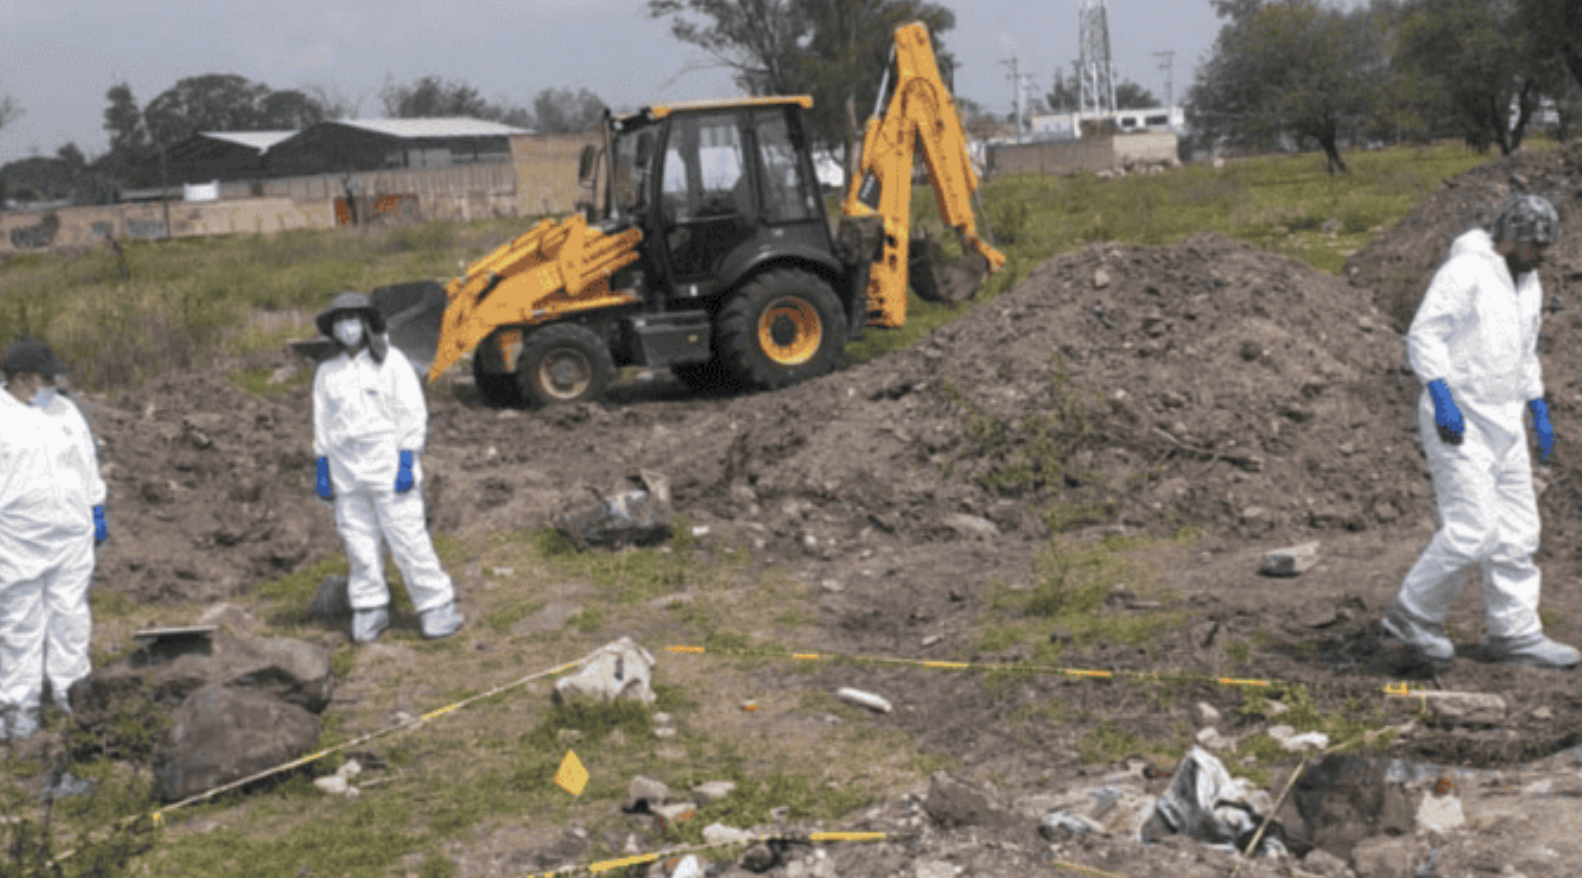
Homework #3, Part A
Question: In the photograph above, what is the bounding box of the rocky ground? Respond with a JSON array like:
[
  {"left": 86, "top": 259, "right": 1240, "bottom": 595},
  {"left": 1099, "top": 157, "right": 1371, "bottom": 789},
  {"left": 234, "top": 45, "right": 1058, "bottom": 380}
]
[{"left": 68, "top": 140, "right": 1582, "bottom": 878}]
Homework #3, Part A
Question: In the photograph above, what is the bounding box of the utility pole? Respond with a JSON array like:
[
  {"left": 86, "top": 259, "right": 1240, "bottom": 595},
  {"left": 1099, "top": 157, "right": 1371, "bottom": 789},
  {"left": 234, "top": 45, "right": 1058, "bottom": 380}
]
[
  {"left": 1000, "top": 54, "right": 1026, "bottom": 143},
  {"left": 1153, "top": 50, "right": 1176, "bottom": 108}
]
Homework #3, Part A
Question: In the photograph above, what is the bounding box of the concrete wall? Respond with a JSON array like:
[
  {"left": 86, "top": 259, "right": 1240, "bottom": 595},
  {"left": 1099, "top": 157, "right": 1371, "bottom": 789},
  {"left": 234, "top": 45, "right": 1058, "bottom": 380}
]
[
  {"left": 510, "top": 132, "right": 600, "bottom": 218},
  {"left": 985, "top": 131, "right": 1180, "bottom": 178},
  {"left": 0, "top": 133, "right": 599, "bottom": 254},
  {"left": 0, "top": 198, "right": 335, "bottom": 254}
]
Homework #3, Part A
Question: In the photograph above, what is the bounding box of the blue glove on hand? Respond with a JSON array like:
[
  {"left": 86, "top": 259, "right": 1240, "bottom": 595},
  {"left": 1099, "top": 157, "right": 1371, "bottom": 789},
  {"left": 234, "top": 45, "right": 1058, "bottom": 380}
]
[
  {"left": 395, "top": 450, "right": 415, "bottom": 494},
  {"left": 93, "top": 505, "right": 108, "bottom": 544},
  {"left": 1427, "top": 379, "right": 1464, "bottom": 445},
  {"left": 1531, "top": 398, "right": 1555, "bottom": 461},
  {"left": 316, "top": 456, "right": 333, "bottom": 501}
]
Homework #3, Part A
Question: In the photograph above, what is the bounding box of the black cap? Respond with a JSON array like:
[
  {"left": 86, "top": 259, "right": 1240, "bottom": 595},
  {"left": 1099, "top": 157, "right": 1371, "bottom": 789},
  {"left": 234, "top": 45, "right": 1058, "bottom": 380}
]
[{"left": 3, "top": 339, "right": 68, "bottom": 377}]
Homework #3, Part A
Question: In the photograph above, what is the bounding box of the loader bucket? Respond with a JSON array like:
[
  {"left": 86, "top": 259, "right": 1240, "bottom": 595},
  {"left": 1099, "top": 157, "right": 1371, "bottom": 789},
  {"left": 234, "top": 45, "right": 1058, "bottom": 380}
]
[
  {"left": 285, "top": 281, "right": 450, "bottom": 375},
  {"left": 370, "top": 281, "right": 449, "bottom": 376},
  {"left": 908, "top": 228, "right": 990, "bottom": 304}
]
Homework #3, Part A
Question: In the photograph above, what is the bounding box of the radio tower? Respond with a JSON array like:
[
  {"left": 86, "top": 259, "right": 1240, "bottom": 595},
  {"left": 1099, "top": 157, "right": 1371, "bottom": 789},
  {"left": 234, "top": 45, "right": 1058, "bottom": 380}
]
[{"left": 1078, "top": 0, "right": 1117, "bottom": 118}]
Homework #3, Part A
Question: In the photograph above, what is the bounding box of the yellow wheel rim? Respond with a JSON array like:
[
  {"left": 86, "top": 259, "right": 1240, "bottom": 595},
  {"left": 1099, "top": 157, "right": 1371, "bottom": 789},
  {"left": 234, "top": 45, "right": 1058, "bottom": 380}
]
[
  {"left": 537, "top": 348, "right": 593, "bottom": 401},
  {"left": 758, "top": 297, "right": 822, "bottom": 366}
]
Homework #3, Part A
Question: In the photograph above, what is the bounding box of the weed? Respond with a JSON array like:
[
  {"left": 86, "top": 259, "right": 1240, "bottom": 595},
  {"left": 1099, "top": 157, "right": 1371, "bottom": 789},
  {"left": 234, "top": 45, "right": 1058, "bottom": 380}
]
[{"left": 1075, "top": 721, "right": 1148, "bottom": 765}]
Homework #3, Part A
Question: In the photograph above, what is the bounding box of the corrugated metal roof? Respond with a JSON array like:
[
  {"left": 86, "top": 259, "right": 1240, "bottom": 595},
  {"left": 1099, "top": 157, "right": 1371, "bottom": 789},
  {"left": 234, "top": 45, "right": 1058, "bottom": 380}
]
[
  {"left": 199, "top": 131, "right": 297, "bottom": 153},
  {"left": 332, "top": 118, "right": 534, "bottom": 138}
]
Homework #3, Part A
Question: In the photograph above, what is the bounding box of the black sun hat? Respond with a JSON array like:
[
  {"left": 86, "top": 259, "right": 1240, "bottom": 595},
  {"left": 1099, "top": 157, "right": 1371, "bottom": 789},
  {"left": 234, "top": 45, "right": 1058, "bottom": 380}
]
[
  {"left": 3, "top": 339, "right": 69, "bottom": 377},
  {"left": 315, "top": 291, "right": 387, "bottom": 338}
]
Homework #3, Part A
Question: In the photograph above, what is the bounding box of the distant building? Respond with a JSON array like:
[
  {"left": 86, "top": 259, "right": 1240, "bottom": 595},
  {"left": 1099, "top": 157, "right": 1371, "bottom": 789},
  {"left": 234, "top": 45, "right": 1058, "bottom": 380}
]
[
  {"left": 151, "top": 131, "right": 296, "bottom": 185},
  {"left": 263, "top": 118, "right": 534, "bottom": 177},
  {"left": 1027, "top": 106, "right": 1187, "bottom": 142}
]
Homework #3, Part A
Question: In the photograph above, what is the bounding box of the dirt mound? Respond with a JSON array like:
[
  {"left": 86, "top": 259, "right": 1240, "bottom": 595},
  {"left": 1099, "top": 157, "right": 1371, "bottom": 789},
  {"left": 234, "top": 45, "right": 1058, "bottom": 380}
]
[
  {"left": 1346, "top": 140, "right": 1582, "bottom": 331},
  {"left": 670, "top": 233, "right": 1423, "bottom": 556}
]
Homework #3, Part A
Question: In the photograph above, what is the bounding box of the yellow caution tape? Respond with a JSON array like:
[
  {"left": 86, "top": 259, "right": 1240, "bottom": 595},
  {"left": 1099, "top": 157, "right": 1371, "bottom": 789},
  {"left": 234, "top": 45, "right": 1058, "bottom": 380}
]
[
  {"left": 667, "top": 645, "right": 706, "bottom": 654},
  {"left": 923, "top": 661, "right": 969, "bottom": 669},
  {"left": 587, "top": 852, "right": 660, "bottom": 872},
  {"left": 808, "top": 831, "right": 887, "bottom": 842},
  {"left": 792, "top": 653, "right": 821, "bottom": 661},
  {"left": 1215, "top": 677, "right": 1271, "bottom": 687}
]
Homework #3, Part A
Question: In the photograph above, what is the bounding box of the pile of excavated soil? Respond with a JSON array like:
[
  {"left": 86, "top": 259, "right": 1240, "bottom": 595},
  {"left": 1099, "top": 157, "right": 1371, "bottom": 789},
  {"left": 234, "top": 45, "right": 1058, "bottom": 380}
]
[{"left": 1348, "top": 139, "right": 1582, "bottom": 330}]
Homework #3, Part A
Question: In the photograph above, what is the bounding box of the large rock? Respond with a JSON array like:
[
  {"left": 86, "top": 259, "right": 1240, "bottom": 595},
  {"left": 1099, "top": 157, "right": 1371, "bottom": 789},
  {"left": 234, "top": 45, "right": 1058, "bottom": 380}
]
[
  {"left": 1281, "top": 755, "right": 1415, "bottom": 862},
  {"left": 71, "top": 632, "right": 333, "bottom": 722},
  {"left": 553, "top": 637, "right": 657, "bottom": 706},
  {"left": 153, "top": 684, "right": 321, "bottom": 802},
  {"left": 923, "top": 772, "right": 1016, "bottom": 829}
]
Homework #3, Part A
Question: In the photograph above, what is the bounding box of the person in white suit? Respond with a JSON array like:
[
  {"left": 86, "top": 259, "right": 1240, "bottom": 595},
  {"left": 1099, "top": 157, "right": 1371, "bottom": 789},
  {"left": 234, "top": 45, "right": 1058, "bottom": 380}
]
[
  {"left": 0, "top": 340, "right": 106, "bottom": 741},
  {"left": 312, "top": 292, "right": 463, "bottom": 644},
  {"left": 1385, "top": 194, "right": 1576, "bottom": 670}
]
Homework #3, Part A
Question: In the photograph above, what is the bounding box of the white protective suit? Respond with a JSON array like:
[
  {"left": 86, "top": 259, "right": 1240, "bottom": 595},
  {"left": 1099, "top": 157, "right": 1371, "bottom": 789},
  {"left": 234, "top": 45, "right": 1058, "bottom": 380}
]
[
  {"left": 0, "top": 388, "right": 104, "bottom": 738},
  {"left": 313, "top": 342, "right": 456, "bottom": 618},
  {"left": 1397, "top": 227, "right": 1545, "bottom": 639}
]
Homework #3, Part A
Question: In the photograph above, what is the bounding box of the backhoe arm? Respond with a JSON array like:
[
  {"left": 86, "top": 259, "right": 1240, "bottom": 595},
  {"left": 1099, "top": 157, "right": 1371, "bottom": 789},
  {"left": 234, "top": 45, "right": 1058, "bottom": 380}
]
[
  {"left": 426, "top": 215, "right": 643, "bottom": 382},
  {"left": 841, "top": 21, "right": 1005, "bottom": 328}
]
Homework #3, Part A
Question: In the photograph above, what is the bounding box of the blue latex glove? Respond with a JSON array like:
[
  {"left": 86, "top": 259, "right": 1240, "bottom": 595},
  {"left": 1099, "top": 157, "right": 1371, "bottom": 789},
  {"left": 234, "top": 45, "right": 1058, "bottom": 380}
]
[
  {"left": 1531, "top": 398, "right": 1555, "bottom": 461},
  {"left": 1427, "top": 379, "right": 1464, "bottom": 445},
  {"left": 395, "top": 450, "right": 415, "bottom": 494},
  {"left": 93, "top": 505, "right": 108, "bottom": 544},
  {"left": 316, "top": 456, "right": 333, "bottom": 501}
]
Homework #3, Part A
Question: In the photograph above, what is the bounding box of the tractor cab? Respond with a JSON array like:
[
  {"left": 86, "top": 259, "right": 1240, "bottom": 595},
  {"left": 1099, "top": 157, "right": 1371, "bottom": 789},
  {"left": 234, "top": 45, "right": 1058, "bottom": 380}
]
[{"left": 586, "top": 97, "right": 848, "bottom": 307}]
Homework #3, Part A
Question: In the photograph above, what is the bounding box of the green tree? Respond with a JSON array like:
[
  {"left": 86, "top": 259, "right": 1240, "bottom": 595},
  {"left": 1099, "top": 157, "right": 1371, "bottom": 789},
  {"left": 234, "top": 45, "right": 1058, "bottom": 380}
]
[
  {"left": 0, "top": 87, "right": 20, "bottom": 135},
  {"left": 101, "top": 81, "right": 149, "bottom": 179},
  {"left": 380, "top": 74, "right": 491, "bottom": 118},
  {"left": 649, "top": 0, "right": 957, "bottom": 177},
  {"left": 1396, "top": 0, "right": 1559, "bottom": 154},
  {"left": 1517, "top": 0, "right": 1582, "bottom": 90},
  {"left": 1115, "top": 80, "right": 1161, "bottom": 110},
  {"left": 530, "top": 87, "right": 605, "bottom": 133},
  {"left": 1046, "top": 67, "right": 1079, "bottom": 113},
  {"left": 1188, "top": 0, "right": 1384, "bottom": 172}
]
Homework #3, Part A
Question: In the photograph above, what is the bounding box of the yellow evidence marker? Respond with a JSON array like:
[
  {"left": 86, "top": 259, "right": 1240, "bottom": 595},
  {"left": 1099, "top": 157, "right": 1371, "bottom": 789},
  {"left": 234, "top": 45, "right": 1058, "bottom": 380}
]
[{"left": 555, "top": 750, "right": 589, "bottom": 796}]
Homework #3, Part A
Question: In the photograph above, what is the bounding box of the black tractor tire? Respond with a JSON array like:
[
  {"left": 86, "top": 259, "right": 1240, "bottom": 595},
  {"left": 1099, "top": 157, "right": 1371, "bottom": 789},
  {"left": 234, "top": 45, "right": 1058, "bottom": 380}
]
[
  {"left": 717, "top": 269, "right": 847, "bottom": 391},
  {"left": 516, "top": 323, "right": 615, "bottom": 407},
  {"left": 473, "top": 347, "right": 525, "bottom": 407}
]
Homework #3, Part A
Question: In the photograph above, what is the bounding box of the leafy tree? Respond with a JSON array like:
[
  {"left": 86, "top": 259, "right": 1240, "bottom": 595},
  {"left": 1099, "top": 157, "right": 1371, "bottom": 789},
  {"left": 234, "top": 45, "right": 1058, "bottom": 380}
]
[
  {"left": 1396, "top": 0, "right": 1557, "bottom": 154},
  {"left": 1517, "top": 0, "right": 1582, "bottom": 91},
  {"left": 530, "top": 87, "right": 605, "bottom": 133},
  {"left": 1115, "top": 80, "right": 1161, "bottom": 110},
  {"left": 0, "top": 88, "right": 20, "bottom": 134},
  {"left": 1047, "top": 67, "right": 1079, "bottom": 113},
  {"left": 101, "top": 82, "right": 151, "bottom": 183},
  {"left": 648, "top": 0, "right": 807, "bottom": 95},
  {"left": 648, "top": 0, "right": 957, "bottom": 177},
  {"left": 259, "top": 90, "right": 328, "bottom": 129},
  {"left": 1188, "top": 0, "right": 1384, "bottom": 173},
  {"left": 380, "top": 74, "right": 491, "bottom": 118}
]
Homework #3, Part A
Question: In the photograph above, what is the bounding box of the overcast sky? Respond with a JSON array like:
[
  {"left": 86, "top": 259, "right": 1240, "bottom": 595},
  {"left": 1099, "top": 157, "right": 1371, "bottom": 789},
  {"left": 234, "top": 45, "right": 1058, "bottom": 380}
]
[{"left": 0, "top": 0, "right": 1225, "bottom": 166}]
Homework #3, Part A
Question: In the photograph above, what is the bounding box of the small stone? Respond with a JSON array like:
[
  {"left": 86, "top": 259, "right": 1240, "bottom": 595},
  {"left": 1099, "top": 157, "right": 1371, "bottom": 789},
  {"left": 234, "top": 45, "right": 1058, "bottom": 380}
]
[
  {"left": 702, "top": 822, "right": 754, "bottom": 846},
  {"left": 557, "top": 729, "right": 583, "bottom": 743},
  {"left": 1094, "top": 268, "right": 1111, "bottom": 289},
  {"left": 820, "top": 579, "right": 844, "bottom": 593},
  {"left": 692, "top": 780, "right": 737, "bottom": 806},
  {"left": 915, "top": 862, "right": 957, "bottom": 878},
  {"left": 313, "top": 776, "right": 348, "bottom": 796},
  {"left": 1415, "top": 789, "right": 1466, "bottom": 835},
  {"left": 1533, "top": 706, "right": 1554, "bottom": 721},
  {"left": 652, "top": 802, "right": 697, "bottom": 831},
  {"left": 740, "top": 843, "right": 777, "bottom": 873},
  {"left": 335, "top": 759, "right": 363, "bottom": 779},
  {"left": 1260, "top": 541, "right": 1320, "bottom": 576},
  {"left": 1193, "top": 702, "right": 1220, "bottom": 726},
  {"left": 785, "top": 860, "right": 806, "bottom": 878},
  {"left": 922, "top": 634, "right": 943, "bottom": 647},
  {"left": 654, "top": 727, "right": 676, "bottom": 738},
  {"left": 1424, "top": 692, "right": 1506, "bottom": 727},
  {"left": 1195, "top": 727, "right": 1235, "bottom": 752},
  {"left": 653, "top": 712, "right": 673, "bottom": 726},
  {"left": 769, "top": 805, "right": 791, "bottom": 823},
  {"left": 627, "top": 775, "right": 669, "bottom": 812}
]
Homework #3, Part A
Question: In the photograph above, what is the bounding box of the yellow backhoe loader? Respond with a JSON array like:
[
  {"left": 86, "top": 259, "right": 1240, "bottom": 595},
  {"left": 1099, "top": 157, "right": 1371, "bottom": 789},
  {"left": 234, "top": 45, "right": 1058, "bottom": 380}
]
[{"left": 420, "top": 21, "right": 1004, "bottom": 406}]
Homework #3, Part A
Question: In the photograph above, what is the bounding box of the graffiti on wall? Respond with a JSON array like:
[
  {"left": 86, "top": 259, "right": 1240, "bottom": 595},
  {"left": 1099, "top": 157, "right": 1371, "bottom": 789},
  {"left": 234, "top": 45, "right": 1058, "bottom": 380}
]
[
  {"left": 334, "top": 194, "right": 420, "bottom": 226},
  {"left": 125, "top": 220, "right": 168, "bottom": 239}
]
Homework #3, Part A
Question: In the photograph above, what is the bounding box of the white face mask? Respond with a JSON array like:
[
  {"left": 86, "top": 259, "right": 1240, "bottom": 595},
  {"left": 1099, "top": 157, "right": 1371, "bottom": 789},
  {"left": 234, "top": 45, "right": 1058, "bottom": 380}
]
[
  {"left": 30, "top": 386, "right": 57, "bottom": 408},
  {"left": 333, "top": 316, "right": 365, "bottom": 349}
]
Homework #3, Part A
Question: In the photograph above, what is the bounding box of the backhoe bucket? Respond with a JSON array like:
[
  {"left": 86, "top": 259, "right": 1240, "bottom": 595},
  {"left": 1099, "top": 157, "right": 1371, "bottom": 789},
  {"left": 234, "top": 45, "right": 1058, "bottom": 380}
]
[{"left": 908, "top": 228, "right": 990, "bottom": 304}]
